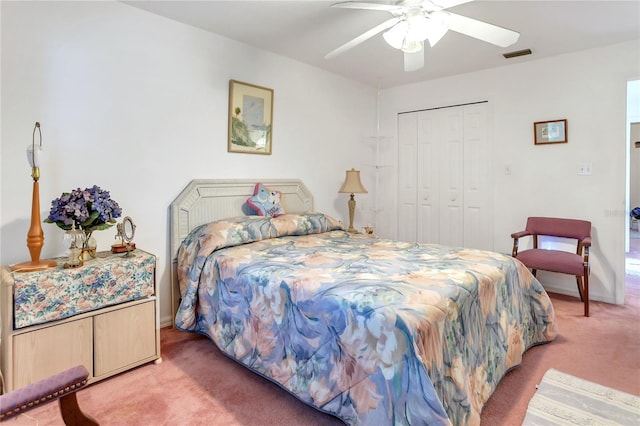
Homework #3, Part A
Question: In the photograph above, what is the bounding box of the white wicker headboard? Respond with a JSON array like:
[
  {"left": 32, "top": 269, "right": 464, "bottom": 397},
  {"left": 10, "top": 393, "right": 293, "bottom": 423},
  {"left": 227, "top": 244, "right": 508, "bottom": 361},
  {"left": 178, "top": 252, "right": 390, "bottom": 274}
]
[{"left": 169, "top": 179, "right": 314, "bottom": 319}]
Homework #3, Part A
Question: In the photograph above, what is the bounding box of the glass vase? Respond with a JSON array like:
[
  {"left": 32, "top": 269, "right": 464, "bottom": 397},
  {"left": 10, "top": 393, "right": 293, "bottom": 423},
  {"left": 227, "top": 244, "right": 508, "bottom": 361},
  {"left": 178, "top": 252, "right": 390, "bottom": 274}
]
[{"left": 81, "top": 231, "right": 97, "bottom": 260}]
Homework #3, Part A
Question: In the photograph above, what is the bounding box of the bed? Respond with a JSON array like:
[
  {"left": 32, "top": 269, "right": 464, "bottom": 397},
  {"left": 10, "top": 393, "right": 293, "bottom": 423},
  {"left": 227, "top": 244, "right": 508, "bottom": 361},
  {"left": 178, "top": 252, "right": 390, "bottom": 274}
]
[{"left": 170, "top": 179, "right": 558, "bottom": 426}]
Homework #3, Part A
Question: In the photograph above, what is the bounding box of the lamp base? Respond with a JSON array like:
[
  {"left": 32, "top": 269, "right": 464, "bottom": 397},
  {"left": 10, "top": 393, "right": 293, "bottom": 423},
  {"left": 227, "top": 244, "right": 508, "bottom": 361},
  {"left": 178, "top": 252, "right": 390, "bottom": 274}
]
[{"left": 11, "top": 258, "right": 58, "bottom": 273}]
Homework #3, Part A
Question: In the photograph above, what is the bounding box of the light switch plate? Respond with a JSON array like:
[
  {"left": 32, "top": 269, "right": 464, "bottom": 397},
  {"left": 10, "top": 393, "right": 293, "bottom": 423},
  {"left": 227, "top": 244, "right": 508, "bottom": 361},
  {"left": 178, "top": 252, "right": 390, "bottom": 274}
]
[{"left": 579, "top": 163, "right": 592, "bottom": 175}]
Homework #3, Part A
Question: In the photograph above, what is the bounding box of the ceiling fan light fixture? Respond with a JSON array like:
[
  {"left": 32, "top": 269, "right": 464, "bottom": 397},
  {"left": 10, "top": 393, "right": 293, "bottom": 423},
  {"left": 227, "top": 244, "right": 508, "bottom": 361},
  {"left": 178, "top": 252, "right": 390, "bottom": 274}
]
[
  {"left": 406, "top": 15, "right": 430, "bottom": 41},
  {"left": 383, "top": 20, "right": 408, "bottom": 49},
  {"left": 423, "top": 12, "right": 448, "bottom": 47},
  {"left": 426, "top": 24, "right": 448, "bottom": 47},
  {"left": 328, "top": 0, "right": 521, "bottom": 70},
  {"left": 384, "top": 19, "right": 426, "bottom": 53},
  {"left": 404, "top": 49, "right": 424, "bottom": 72},
  {"left": 401, "top": 39, "right": 423, "bottom": 54}
]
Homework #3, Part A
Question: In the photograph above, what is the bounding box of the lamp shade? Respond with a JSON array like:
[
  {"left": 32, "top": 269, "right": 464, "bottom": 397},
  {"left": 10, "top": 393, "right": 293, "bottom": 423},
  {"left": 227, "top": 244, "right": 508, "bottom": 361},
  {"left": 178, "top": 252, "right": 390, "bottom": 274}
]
[{"left": 339, "top": 168, "right": 368, "bottom": 194}]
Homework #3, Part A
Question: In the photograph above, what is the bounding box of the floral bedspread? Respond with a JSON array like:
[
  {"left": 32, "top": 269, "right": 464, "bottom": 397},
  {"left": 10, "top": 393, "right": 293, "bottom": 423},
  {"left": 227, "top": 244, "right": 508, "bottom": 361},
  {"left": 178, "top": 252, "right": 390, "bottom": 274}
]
[{"left": 175, "top": 213, "right": 557, "bottom": 426}]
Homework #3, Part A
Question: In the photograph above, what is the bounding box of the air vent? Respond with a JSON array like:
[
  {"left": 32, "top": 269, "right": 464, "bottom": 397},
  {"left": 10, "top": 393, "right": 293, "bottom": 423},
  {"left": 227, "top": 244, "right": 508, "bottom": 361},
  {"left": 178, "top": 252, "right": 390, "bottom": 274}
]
[{"left": 503, "top": 49, "right": 532, "bottom": 59}]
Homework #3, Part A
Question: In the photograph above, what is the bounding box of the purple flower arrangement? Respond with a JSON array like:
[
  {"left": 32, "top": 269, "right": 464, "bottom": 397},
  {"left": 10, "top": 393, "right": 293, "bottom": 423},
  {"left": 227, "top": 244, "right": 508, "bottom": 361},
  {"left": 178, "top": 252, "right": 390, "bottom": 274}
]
[{"left": 45, "top": 185, "right": 122, "bottom": 233}]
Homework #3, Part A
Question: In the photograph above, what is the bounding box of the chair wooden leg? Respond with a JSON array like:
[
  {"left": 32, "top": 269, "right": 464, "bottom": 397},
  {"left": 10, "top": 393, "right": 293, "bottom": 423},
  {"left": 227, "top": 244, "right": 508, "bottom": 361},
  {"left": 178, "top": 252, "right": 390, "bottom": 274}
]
[
  {"left": 583, "top": 272, "right": 589, "bottom": 317},
  {"left": 575, "top": 276, "right": 585, "bottom": 302},
  {"left": 575, "top": 275, "right": 589, "bottom": 317},
  {"left": 59, "top": 392, "right": 99, "bottom": 426}
]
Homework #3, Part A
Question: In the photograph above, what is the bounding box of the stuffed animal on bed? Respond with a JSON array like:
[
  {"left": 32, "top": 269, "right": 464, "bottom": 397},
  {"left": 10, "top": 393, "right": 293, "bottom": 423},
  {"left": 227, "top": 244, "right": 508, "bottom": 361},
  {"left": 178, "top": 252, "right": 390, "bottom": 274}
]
[{"left": 246, "top": 183, "right": 286, "bottom": 217}]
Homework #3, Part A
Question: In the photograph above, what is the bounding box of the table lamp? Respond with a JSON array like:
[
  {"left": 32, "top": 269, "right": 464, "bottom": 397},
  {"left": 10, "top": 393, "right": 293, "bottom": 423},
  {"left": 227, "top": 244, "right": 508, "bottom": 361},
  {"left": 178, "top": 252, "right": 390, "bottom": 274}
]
[
  {"left": 11, "top": 122, "right": 58, "bottom": 272},
  {"left": 339, "top": 168, "right": 368, "bottom": 233}
]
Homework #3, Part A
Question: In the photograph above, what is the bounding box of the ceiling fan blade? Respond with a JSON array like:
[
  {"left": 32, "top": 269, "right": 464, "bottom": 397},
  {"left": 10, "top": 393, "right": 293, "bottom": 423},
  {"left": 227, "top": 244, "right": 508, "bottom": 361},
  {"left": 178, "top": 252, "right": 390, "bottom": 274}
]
[
  {"left": 422, "top": 0, "right": 474, "bottom": 12},
  {"left": 404, "top": 49, "right": 425, "bottom": 72},
  {"left": 331, "top": 1, "right": 404, "bottom": 12},
  {"left": 325, "top": 17, "right": 402, "bottom": 59},
  {"left": 445, "top": 12, "right": 519, "bottom": 47}
]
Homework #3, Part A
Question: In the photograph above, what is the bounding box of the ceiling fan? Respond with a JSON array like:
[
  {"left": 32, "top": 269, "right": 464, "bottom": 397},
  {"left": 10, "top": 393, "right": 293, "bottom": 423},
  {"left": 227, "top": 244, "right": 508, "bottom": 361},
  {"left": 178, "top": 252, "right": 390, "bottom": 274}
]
[{"left": 325, "top": 0, "right": 520, "bottom": 72}]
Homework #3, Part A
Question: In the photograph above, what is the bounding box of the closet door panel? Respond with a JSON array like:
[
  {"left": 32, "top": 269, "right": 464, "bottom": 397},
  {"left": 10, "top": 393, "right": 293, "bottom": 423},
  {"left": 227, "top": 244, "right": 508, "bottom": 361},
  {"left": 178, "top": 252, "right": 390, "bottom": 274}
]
[
  {"left": 441, "top": 204, "right": 464, "bottom": 247},
  {"left": 464, "top": 206, "right": 482, "bottom": 249},
  {"left": 398, "top": 113, "right": 418, "bottom": 242},
  {"left": 439, "top": 108, "right": 464, "bottom": 247},
  {"left": 463, "top": 104, "right": 492, "bottom": 250},
  {"left": 416, "top": 110, "right": 440, "bottom": 243},
  {"left": 399, "top": 203, "right": 417, "bottom": 242}
]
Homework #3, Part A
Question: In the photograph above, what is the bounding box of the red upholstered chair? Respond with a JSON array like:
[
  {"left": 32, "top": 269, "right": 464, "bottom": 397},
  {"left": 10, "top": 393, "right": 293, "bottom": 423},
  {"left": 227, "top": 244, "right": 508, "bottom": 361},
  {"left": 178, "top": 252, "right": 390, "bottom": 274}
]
[
  {"left": 0, "top": 365, "right": 98, "bottom": 425},
  {"left": 511, "top": 217, "right": 592, "bottom": 316}
]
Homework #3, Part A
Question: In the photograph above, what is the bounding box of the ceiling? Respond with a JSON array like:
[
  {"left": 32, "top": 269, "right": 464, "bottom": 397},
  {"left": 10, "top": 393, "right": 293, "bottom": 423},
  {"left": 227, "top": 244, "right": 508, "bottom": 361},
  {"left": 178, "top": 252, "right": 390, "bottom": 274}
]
[{"left": 124, "top": 0, "right": 640, "bottom": 88}]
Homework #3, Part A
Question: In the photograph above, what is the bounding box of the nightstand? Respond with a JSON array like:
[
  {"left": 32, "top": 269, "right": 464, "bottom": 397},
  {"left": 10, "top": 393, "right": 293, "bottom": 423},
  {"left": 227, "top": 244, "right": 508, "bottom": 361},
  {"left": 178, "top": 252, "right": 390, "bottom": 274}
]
[{"left": 0, "top": 250, "right": 161, "bottom": 392}]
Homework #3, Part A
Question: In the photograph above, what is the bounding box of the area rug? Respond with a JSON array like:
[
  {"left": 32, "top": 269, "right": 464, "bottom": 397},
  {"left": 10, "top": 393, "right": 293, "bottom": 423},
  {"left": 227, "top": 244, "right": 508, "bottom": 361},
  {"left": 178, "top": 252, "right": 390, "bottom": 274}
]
[
  {"left": 626, "top": 257, "right": 640, "bottom": 276},
  {"left": 523, "top": 368, "right": 640, "bottom": 425}
]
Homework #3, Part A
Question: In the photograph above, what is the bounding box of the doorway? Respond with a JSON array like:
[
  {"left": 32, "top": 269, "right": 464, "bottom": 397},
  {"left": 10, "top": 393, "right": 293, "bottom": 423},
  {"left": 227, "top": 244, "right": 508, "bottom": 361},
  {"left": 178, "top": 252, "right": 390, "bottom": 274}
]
[{"left": 625, "top": 80, "right": 640, "bottom": 293}]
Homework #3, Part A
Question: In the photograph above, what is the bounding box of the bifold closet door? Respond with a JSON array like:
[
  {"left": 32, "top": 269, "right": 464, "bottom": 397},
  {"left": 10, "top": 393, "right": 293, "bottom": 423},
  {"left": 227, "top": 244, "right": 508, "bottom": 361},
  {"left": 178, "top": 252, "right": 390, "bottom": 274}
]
[
  {"left": 398, "top": 112, "right": 418, "bottom": 242},
  {"left": 398, "top": 110, "right": 443, "bottom": 243},
  {"left": 397, "top": 103, "right": 492, "bottom": 250},
  {"left": 462, "top": 103, "right": 492, "bottom": 250},
  {"left": 435, "top": 107, "right": 464, "bottom": 247}
]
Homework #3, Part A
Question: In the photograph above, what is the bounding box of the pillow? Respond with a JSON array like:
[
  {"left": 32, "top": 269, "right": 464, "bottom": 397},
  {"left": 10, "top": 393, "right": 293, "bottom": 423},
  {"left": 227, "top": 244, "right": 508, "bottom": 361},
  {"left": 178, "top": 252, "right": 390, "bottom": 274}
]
[{"left": 246, "top": 183, "right": 286, "bottom": 217}]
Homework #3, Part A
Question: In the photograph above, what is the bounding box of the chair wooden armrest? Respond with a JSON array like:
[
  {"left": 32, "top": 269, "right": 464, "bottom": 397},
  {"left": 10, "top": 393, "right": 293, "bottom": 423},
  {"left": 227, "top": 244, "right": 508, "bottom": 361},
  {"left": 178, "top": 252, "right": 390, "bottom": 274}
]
[
  {"left": 511, "top": 230, "right": 531, "bottom": 256},
  {"left": 510, "top": 230, "right": 531, "bottom": 239},
  {"left": 0, "top": 365, "right": 98, "bottom": 425}
]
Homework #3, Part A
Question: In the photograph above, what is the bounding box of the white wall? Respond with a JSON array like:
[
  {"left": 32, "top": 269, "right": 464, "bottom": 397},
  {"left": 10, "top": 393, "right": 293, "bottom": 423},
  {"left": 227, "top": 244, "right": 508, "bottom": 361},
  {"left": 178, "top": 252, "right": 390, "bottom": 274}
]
[
  {"left": 628, "top": 80, "right": 640, "bottom": 235},
  {"left": 378, "top": 40, "right": 640, "bottom": 305},
  {"left": 0, "top": 1, "right": 377, "bottom": 325}
]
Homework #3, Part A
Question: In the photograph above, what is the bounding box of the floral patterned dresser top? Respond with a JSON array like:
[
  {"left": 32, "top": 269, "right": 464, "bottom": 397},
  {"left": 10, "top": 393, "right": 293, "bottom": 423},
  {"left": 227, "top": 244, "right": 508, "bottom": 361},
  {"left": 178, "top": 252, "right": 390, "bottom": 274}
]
[{"left": 10, "top": 250, "right": 155, "bottom": 329}]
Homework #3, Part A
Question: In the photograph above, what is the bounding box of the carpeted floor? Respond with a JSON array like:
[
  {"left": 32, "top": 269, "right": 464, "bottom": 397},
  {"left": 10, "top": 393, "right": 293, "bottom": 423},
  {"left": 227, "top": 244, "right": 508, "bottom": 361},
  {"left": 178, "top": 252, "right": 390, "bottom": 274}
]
[{"left": 5, "top": 254, "right": 640, "bottom": 425}]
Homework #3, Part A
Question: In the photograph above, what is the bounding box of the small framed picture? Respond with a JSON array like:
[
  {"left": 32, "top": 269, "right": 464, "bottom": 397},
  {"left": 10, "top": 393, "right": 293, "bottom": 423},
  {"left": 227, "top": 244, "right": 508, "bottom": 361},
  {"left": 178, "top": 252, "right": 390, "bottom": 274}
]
[
  {"left": 228, "top": 80, "right": 273, "bottom": 155},
  {"left": 534, "top": 119, "right": 567, "bottom": 145}
]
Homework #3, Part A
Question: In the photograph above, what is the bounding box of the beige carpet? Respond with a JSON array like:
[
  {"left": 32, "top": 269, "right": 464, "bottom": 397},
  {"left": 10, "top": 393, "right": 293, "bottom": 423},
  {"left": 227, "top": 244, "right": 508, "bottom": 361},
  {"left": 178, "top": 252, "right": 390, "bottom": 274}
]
[{"left": 523, "top": 368, "right": 640, "bottom": 425}]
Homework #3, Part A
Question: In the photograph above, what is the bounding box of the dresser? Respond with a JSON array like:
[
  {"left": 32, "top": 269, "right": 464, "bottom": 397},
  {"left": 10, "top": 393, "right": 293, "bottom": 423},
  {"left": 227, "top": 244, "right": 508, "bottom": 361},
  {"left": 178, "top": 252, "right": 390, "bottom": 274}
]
[{"left": 0, "top": 250, "right": 161, "bottom": 392}]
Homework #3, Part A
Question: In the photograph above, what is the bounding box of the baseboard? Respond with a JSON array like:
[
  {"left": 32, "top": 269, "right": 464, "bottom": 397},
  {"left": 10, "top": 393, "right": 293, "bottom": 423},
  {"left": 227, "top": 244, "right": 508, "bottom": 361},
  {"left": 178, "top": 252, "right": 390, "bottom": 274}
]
[
  {"left": 540, "top": 283, "right": 616, "bottom": 305},
  {"left": 160, "top": 315, "right": 173, "bottom": 328}
]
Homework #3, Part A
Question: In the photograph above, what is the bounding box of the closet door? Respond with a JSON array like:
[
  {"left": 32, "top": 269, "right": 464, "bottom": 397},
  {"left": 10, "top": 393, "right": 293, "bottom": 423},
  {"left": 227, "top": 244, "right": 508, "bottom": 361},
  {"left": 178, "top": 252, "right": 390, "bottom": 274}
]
[
  {"left": 397, "top": 103, "right": 492, "bottom": 249},
  {"left": 416, "top": 110, "right": 441, "bottom": 243},
  {"left": 437, "top": 108, "right": 464, "bottom": 247},
  {"left": 398, "top": 112, "right": 418, "bottom": 242},
  {"left": 463, "top": 103, "right": 492, "bottom": 250}
]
